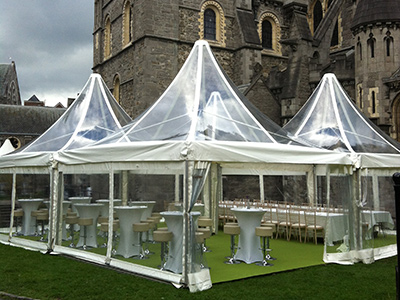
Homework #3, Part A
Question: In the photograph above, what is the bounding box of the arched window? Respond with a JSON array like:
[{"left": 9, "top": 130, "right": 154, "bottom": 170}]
[
  {"left": 104, "top": 15, "right": 111, "bottom": 59},
  {"left": 199, "top": 2, "right": 226, "bottom": 47},
  {"left": 357, "top": 37, "right": 362, "bottom": 61},
  {"left": 204, "top": 8, "right": 216, "bottom": 40},
  {"left": 313, "top": 1, "right": 323, "bottom": 33},
  {"left": 258, "top": 12, "right": 281, "bottom": 55},
  {"left": 367, "top": 33, "right": 375, "bottom": 58},
  {"left": 113, "top": 75, "right": 120, "bottom": 103},
  {"left": 123, "top": 1, "right": 132, "bottom": 47},
  {"left": 384, "top": 31, "right": 393, "bottom": 57},
  {"left": 262, "top": 20, "right": 273, "bottom": 49}
]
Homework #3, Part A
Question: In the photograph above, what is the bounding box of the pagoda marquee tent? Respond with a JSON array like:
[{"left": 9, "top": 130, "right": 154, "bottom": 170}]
[
  {"left": 284, "top": 73, "right": 399, "bottom": 264},
  {"left": 0, "top": 74, "right": 131, "bottom": 257},
  {"left": 43, "top": 41, "right": 355, "bottom": 291},
  {"left": 0, "top": 73, "right": 132, "bottom": 171}
]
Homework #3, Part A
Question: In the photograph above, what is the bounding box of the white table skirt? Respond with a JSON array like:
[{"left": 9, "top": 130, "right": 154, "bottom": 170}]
[
  {"left": 114, "top": 206, "right": 147, "bottom": 258},
  {"left": 74, "top": 203, "right": 103, "bottom": 248},
  {"left": 232, "top": 207, "right": 266, "bottom": 264},
  {"left": 96, "top": 199, "right": 122, "bottom": 217},
  {"left": 18, "top": 199, "right": 44, "bottom": 236},
  {"left": 161, "top": 211, "right": 201, "bottom": 274}
]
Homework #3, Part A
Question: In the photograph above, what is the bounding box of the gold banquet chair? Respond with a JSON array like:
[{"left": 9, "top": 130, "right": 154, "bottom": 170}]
[{"left": 304, "top": 208, "right": 324, "bottom": 244}]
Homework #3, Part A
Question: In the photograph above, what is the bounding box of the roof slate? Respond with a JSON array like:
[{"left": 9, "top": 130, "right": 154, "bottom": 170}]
[
  {"left": 237, "top": 9, "right": 261, "bottom": 45},
  {"left": 351, "top": 0, "right": 400, "bottom": 30}
]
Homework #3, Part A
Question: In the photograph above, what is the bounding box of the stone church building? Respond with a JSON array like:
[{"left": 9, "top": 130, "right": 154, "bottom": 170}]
[{"left": 92, "top": 0, "right": 400, "bottom": 141}]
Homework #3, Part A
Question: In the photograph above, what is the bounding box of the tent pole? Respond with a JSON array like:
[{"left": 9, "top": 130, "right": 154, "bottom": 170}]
[
  {"left": 56, "top": 172, "right": 64, "bottom": 245},
  {"left": 259, "top": 174, "right": 264, "bottom": 203},
  {"left": 121, "top": 170, "right": 128, "bottom": 206},
  {"left": 49, "top": 168, "right": 59, "bottom": 251},
  {"left": 175, "top": 174, "right": 180, "bottom": 203},
  {"left": 106, "top": 168, "right": 114, "bottom": 264},
  {"left": 8, "top": 172, "right": 17, "bottom": 242},
  {"left": 372, "top": 174, "right": 379, "bottom": 210},
  {"left": 182, "top": 160, "right": 189, "bottom": 285}
]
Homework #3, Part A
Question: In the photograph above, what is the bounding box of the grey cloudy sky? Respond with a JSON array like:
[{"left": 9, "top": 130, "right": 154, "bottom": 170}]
[{"left": 0, "top": 1, "right": 94, "bottom": 107}]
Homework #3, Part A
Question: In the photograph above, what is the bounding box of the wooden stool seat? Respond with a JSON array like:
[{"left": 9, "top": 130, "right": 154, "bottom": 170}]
[
  {"left": 100, "top": 222, "right": 119, "bottom": 232},
  {"left": 148, "top": 216, "right": 161, "bottom": 224},
  {"left": 14, "top": 209, "right": 24, "bottom": 217},
  {"left": 261, "top": 223, "right": 276, "bottom": 233},
  {"left": 36, "top": 212, "right": 49, "bottom": 221},
  {"left": 98, "top": 216, "right": 109, "bottom": 224},
  {"left": 196, "top": 227, "right": 211, "bottom": 239},
  {"left": 133, "top": 222, "right": 149, "bottom": 232},
  {"left": 67, "top": 211, "right": 78, "bottom": 217},
  {"left": 198, "top": 218, "right": 213, "bottom": 227},
  {"left": 78, "top": 218, "right": 93, "bottom": 227},
  {"left": 66, "top": 216, "right": 79, "bottom": 224},
  {"left": 31, "top": 210, "right": 41, "bottom": 217},
  {"left": 256, "top": 226, "right": 273, "bottom": 237},
  {"left": 195, "top": 231, "right": 205, "bottom": 244},
  {"left": 223, "top": 224, "right": 240, "bottom": 235},
  {"left": 153, "top": 230, "right": 173, "bottom": 242},
  {"left": 153, "top": 230, "right": 172, "bottom": 269},
  {"left": 255, "top": 226, "right": 275, "bottom": 266}
]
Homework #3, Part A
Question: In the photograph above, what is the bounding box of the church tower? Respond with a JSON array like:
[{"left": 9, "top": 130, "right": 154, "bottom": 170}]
[{"left": 351, "top": 0, "right": 400, "bottom": 136}]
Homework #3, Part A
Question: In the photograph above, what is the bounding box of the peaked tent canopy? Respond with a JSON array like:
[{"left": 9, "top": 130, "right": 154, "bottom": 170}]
[
  {"left": 58, "top": 41, "right": 351, "bottom": 166},
  {"left": 283, "top": 73, "right": 400, "bottom": 155},
  {"left": 96, "top": 40, "right": 301, "bottom": 146},
  {"left": 0, "top": 74, "right": 132, "bottom": 170},
  {"left": 0, "top": 139, "right": 15, "bottom": 156},
  {"left": 19, "top": 73, "right": 132, "bottom": 153}
]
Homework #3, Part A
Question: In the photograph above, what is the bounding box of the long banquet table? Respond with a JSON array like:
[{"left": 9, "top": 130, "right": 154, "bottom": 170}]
[{"left": 221, "top": 203, "right": 394, "bottom": 245}]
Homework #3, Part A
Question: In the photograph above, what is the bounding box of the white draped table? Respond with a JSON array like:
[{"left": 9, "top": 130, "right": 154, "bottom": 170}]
[
  {"left": 160, "top": 211, "right": 201, "bottom": 274},
  {"left": 18, "top": 199, "right": 44, "bottom": 236},
  {"left": 114, "top": 206, "right": 146, "bottom": 258},
  {"left": 74, "top": 203, "right": 103, "bottom": 248},
  {"left": 232, "top": 207, "right": 266, "bottom": 264},
  {"left": 96, "top": 199, "right": 122, "bottom": 217}
]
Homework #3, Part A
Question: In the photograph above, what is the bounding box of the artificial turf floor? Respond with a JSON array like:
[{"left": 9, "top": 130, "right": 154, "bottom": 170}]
[{"left": 14, "top": 224, "right": 395, "bottom": 284}]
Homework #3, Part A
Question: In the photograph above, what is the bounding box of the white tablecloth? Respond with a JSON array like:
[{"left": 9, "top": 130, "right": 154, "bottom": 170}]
[
  {"left": 114, "top": 206, "right": 147, "bottom": 258},
  {"left": 18, "top": 199, "right": 43, "bottom": 236},
  {"left": 161, "top": 211, "right": 201, "bottom": 273},
  {"left": 74, "top": 203, "right": 103, "bottom": 248},
  {"left": 232, "top": 207, "right": 266, "bottom": 264},
  {"left": 96, "top": 199, "right": 122, "bottom": 217}
]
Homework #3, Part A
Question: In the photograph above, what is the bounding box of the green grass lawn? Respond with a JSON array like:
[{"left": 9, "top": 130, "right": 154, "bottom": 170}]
[
  {"left": 0, "top": 242, "right": 397, "bottom": 300},
  {"left": 1, "top": 222, "right": 398, "bottom": 300}
]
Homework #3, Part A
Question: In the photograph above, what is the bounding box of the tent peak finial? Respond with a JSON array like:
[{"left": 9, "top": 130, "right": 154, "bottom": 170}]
[
  {"left": 91, "top": 73, "right": 102, "bottom": 79},
  {"left": 194, "top": 40, "right": 209, "bottom": 47}
]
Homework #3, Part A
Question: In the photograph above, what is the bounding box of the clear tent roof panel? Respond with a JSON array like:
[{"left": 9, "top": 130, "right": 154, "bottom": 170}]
[
  {"left": 18, "top": 74, "right": 132, "bottom": 153},
  {"left": 98, "top": 40, "right": 302, "bottom": 146},
  {"left": 284, "top": 73, "right": 400, "bottom": 154}
]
